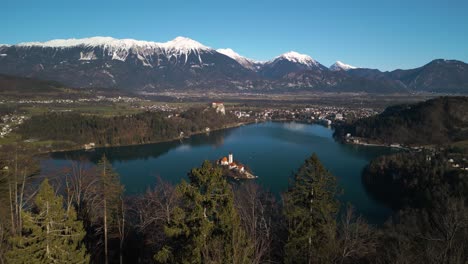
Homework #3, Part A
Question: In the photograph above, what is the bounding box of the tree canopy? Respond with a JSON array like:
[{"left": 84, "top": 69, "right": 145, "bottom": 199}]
[
  {"left": 6, "top": 178, "right": 89, "bottom": 264},
  {"left": 283, "top": 153, "right": 339, "bottom": 264},
  {"left": 155, "top": 160, "right": 252, "bottom": 264}
]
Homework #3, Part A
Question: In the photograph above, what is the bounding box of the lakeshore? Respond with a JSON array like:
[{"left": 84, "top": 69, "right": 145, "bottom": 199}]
[
  {"left": 44, "top": 121, "right": 398, "bottom": 224},
  {"left": 31, "top": 121, "right": 255, "bottom": 155}
]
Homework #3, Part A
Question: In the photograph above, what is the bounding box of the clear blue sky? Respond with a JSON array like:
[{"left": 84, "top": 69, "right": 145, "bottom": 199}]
[{"left": 2, "top": 0, "right": 468, "bottom": 71}]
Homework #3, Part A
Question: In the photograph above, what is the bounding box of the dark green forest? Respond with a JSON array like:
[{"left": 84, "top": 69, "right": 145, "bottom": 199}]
[
  {"left": 1, "top": 148, "right": 467, "bottom": 264},
  {"left": 334, "top": 96, "right": 468, "bottom": 145},
  {"left": 363, "top": 150, "right": 468, "bottom": 210},
  {"left": 18, "top": 107, "right": 240, "bottom": 148}
]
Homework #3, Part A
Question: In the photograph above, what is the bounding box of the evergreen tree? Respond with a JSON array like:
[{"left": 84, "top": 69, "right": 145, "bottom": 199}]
[
  {"left": 96, "top": 155, "right": 124, "bottom": 264},
  {"left": 155, "top": 160, "right": 252, "bottom": 264},
  {"left": 283, "top": 154, "right": 339, "bottom": 264},
  {"left": 5, "top": 178, "right": 89, "bottom": 264}
]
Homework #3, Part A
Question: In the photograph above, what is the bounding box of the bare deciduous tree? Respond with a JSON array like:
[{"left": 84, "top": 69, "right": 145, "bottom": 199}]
[
  {"left": 377, "top": 197, "right": 468, "bottom": 264},
  {"left": 133, "top": 177, "right": 179, "bottom": 257},
  {"left": 234, "top": 182, "right": 280, "bottom": 264},
  {"left": 334, "top": 205, "right": 377, "bottom": 264},
  {"left": 4, "top": 145, "right": 39, "bottom": 235}
]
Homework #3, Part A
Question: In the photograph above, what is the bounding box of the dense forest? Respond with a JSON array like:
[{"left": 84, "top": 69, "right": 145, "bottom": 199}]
[
  {"left": 1, "top": 146, "right": 467, "bottom": 263},
  {"left": 363, "top": 150, "right": 468, "bottom": 209},
  {"left": 18, "top": 107, "right": 240, "bottom": 149},
  {"left": 334, "top": 96, "right": 468, "bottom": 146},
  {"left": 1, "top": 96, "right": 467, "bottom": 263},
  {"left": 0, "top": 74, "right": 133, "bottom": 99},
  {"left": 0, "top": 74, "right": 64, "bottom": 94}
]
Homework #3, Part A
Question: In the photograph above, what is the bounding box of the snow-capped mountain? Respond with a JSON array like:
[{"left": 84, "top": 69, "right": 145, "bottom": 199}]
[
  {"left": 275, "top": 51, "right": 320, "bottom": 67},
  {"left": 0, "top": 36, "right": 255, "bottom": 89},
  {"left": 0, "top": 36, "right": 466, "bottom": 93},
  {"left": 216, "top": 48, "right": 260, "bottom": 70},
  {"left": 261, "top": 51, "right": 328, "bottom": 78},
  {"left": 0, "top": 45, "right": 7, "bottom": 57},
  {"left": 16, "top": 36, "right": 214, "bottom": 66},
  {"left": 329, "top": 61, "right": 357, "bottom": 71}
]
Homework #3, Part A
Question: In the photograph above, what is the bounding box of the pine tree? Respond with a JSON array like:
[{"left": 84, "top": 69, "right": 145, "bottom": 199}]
[
  {"left": 96, "top": 155, "right": 124, "bottom": 264},
  {"left": 5, "top": 178, "right": 89, "bottom": 264},
  {"left": 155, "top": 160, "right": 252, "bottom": 264},
  {"left": 283, "top": 153, "right": 339, "bottom": 264}
]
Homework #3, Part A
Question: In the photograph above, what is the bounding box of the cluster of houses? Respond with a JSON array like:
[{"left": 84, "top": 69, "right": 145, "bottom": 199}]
[
  {"left": 234, "top": 110, "right": 251, "bottom": 118},
  {"left": 0, "top": 125, "right": 11, "bottom": 138},
  {"left": 0, "top": 114, "right": 26, "bottom": 138},
  {"left": 136, "top": 103, "right": 179, "bottom": 113},
  {"left": 0, "top": 96, "right": 143, "bottom": 105},
  {"left": 218, "top": 152, "right": 245, "bottom": 173},
  {"left": 448, "top": 158, "right": 468, "bottom": 171},
  {"left": 248, "top": 106, "right": 377, "bottom": 123}
]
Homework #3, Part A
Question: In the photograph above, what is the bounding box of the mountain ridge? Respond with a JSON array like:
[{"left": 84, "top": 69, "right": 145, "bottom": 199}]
[
  {"left": 1, "top": 36, "right": 467, "bottom": 94},
  {"left": 330, "top": 61, "right": 357, "bottom": 71}
]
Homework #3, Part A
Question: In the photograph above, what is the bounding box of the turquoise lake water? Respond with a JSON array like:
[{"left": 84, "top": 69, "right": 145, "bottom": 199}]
[{"left": 43, "top": 122, "right": 396, "bottom": 224}]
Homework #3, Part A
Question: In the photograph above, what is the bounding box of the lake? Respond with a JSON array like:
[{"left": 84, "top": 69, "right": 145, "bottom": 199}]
[{"left": 42, "top": 122, "right": 396, "bottom": 224}]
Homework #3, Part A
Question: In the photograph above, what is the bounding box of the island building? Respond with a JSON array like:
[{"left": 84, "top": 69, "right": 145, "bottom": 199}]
[
  {"left": 218, "top": 152, "right": 257, "bottom": 179},
  {"left": 218, "top": 152, "right": 244, "bottom": 173}
]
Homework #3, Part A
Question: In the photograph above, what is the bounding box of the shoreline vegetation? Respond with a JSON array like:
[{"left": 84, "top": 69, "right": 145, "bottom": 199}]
[
  {"left": 331, "top": 97, "right": 468, "bottom": 260},
  {"left": 333, "top": 97, "right": 468, "bottom": 147},
  {"left": 1, "top": 96, "right": 468, "bottom": 262},
  {"left": 44, "top": 119, "right": 328, "bottom": 155},
  {"left": 338, "top": 136, "right": 424, "bottom": 150},
  {"left": 15, "top": 115, "right": 325, "bottom": 156},
  {"left": 43, "top": 120, "right": 255, "bottom": 155},
  {"left": 12, "top": 106, "right": 255, "bottom": 155}
]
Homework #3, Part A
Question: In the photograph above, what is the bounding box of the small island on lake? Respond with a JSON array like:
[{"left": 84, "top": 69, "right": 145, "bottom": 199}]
[{"left": 217, "top": 152, "right": 257, "bottom": 180}]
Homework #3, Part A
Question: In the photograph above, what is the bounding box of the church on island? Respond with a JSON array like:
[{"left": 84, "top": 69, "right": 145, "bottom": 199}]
[{"left": 219, "top": 152, "right": 245, "bottom": 173}]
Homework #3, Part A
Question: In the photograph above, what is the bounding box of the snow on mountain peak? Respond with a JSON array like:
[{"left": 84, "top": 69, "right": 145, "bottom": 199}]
[
  {"left": 161, "top": 36, "right": 210, "bottom": 51},
  {"left": 17, "top": 37, "right": 154, "bottom": 48},
  {"left": 217, "top": 48, "right": 243, "bottom": 60},
  {"left": 276, "top": 51, "right": 317, "bottom": 66},
  {"left": 16, "top": 36, "right": 211, "bottom": 51},
  {"left": 217, "top": 48, "right": 260, "bottom": 70},
  {"left": 15, "top": 36, "right": 213, "bottom": 65},
  {"left": 160, "top": 36, "right": 211, "bottom": 65},
  {"left": 330, "top": 61, "right": 357, "bottom": 71}
]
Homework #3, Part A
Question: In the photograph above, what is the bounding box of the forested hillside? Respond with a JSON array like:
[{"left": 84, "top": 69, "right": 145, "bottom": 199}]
[
  {"left": 335, "top": 96, "right": 468, "bottom": 145},
  {"left": 0, "top": 74, "right": 67, "bottom": 98},
  {"left": 1, "top": 150, "right": 467, "bottom": 263},
  {"left": 363, "top": 150, "right": 468, "bottom": 209},
  {"left": 18, "top": 107, "right": 240, "bottom": 149}
]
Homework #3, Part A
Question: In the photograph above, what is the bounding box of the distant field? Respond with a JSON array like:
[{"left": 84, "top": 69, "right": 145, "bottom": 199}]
[
  {"left": 0, "top": 133, "right": 21, "bottom": 145},
  {"left": 141, "top": 91, "right": 439, "bottom": 110},
  {"left": 19, "top": 102, "right": 143, "bottom": 116}
]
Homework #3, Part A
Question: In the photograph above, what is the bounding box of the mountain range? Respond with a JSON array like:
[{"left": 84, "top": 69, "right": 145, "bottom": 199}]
[{"left": 0, "top": 36, "right": 467, "bottom": 94}]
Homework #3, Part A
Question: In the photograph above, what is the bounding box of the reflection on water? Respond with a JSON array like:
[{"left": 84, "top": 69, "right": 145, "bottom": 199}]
[
  {"left": 49, "top": 125, "right": 235, "bottom": 163},
  {"left": 44, "top": 122, "right": 397, "bottom": 224},
  {"left": 282, "top": 122, "right": 307, "bottom": 131}
]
